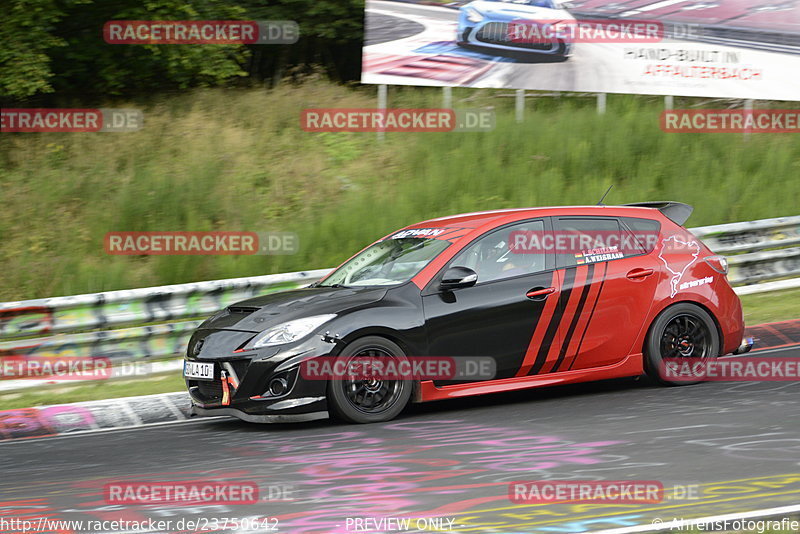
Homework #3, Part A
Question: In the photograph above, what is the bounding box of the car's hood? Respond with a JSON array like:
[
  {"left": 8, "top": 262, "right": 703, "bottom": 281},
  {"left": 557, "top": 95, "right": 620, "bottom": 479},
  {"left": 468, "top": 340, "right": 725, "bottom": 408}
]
[
  {"left": 198, "top": 285, "right": 390, "bottom": 333},
  {"left": 469, "top": 2, "right": 572, "bottom": 22}
]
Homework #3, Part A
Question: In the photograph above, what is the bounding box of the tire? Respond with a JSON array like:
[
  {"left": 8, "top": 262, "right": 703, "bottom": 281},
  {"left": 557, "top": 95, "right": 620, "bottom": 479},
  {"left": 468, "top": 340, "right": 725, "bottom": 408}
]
[
  {"left": 326, "top": 336, "right": 413, "bottom": 424},
  {"left": 644, "top": 303, "right": 720, "bottom": 386},
  {"left": 553, "top": 41, "right": 570, "bottom": 62}
]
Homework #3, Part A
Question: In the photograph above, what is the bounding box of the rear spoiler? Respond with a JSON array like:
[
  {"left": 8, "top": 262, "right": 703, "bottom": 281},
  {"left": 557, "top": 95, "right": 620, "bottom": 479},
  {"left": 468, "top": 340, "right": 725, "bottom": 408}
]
[{"left": 622, "top": 202, "right": 694, "bottom": 226}]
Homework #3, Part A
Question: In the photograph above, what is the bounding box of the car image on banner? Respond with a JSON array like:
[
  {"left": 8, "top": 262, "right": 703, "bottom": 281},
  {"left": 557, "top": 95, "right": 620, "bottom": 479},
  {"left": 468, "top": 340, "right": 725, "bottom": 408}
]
[
  {"left": 362, "top": 0, "right": 800, "bottom": 99},
  {"left": 457, "top": 0, "right": 575, "bottom": 60}
]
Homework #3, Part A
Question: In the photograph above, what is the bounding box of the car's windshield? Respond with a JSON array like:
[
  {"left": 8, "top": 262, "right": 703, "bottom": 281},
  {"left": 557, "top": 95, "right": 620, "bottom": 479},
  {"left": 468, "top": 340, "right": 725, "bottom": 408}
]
[{"left": 319, "top": 237, "right": 451, "bottom": 287}]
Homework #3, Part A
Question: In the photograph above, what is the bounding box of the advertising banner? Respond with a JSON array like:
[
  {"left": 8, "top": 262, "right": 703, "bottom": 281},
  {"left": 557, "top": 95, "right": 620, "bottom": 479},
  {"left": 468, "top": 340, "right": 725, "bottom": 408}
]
[{"left": 361, "top": 0, "right": 800, "bottom": 100}]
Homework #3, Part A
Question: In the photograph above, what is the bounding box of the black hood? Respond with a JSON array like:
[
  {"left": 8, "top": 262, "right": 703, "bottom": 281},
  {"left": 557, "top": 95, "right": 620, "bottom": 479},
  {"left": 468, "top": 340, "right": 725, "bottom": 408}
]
[{"left": 199, "top": 286, "right": 390, "bottom": 333}]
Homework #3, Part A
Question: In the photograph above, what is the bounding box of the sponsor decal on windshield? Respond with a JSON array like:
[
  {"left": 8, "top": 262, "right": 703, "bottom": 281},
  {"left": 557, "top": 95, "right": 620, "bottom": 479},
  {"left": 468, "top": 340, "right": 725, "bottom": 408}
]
[
  {"left": 391, "top": 228, "right": 445, "bottom": 239},
  {"left": 388, "top": 227, "right": 472, "bottom": 242}
]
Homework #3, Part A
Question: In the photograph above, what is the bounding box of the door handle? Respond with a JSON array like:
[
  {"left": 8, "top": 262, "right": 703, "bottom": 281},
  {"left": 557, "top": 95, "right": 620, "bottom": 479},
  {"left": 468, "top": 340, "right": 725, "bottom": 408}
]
[
  {"left": 627, "top": 268, "right": 654, "bottom": 280},
  {"left": 527, "top": 287, "right": 556, "bottom": 300}
]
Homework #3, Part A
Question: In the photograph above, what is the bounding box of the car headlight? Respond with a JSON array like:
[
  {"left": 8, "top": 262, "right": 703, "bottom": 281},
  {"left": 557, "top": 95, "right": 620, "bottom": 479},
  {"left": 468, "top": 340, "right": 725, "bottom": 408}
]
[
  {"left": 465, "top": 7, "right": 484, "bottom": 23},
  {"left": 251, "top": 314, "right": 337, "bottom": 348}
]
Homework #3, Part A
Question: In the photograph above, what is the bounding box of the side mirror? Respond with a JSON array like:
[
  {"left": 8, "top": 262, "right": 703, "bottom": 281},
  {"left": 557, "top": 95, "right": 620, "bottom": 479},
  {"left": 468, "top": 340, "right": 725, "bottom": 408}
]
[{"left": 440, "top": 266, "right": 478, "bottom": 291}]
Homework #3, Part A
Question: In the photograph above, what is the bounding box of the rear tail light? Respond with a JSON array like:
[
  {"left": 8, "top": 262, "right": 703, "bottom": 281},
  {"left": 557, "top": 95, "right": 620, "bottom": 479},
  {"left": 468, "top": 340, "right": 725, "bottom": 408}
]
[{"left": 703, "top": 255, "right": 729, "bottom": 275}]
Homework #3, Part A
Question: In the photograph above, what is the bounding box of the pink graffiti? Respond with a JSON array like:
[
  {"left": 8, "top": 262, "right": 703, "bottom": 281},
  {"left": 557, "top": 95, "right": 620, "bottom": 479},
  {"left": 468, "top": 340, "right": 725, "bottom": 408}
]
[
  {"left": 270, "top": 420, "right": 623, "bottom": 533},
  {"left": 0, "top": 405, "right": 97, "bottom": 440}
]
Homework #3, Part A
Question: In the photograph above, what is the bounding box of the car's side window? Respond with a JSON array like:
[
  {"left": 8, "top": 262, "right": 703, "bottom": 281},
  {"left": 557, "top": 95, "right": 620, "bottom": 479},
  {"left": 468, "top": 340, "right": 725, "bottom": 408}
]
[
  {"left": 554, "top": 217, "right": 631, "bottom": 268},
  {"left": 620, "top": 216, "right": 661, "bottom": 254},
  {"left": 451, "top": 220, "right": 546, "bottom": 284}
]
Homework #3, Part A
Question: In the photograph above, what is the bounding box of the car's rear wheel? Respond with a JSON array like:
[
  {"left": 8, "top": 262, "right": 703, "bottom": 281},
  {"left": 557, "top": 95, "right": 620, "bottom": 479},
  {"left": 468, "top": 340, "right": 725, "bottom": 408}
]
[
  {"left": 327, "top": 336, "right": 412, "bottom": 424},
  {"left": 644, "top": 303, "right": 720, "bottom": 386}
]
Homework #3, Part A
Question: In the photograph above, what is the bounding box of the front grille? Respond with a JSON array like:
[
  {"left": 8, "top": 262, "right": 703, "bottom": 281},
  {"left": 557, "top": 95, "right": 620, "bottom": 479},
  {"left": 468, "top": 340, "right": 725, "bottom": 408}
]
[
  {"left": 476, "top": 22, "right": 555, "bottom": 50},
  {"left": 195, "top": 380, "right": 223, "bottom": 400}
]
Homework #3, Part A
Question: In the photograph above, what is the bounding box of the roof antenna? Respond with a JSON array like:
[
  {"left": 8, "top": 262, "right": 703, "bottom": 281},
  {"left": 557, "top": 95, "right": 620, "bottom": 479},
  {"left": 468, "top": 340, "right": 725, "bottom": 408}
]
[{"left": 597, "top": 185, "right": 613, "bottom": 206}]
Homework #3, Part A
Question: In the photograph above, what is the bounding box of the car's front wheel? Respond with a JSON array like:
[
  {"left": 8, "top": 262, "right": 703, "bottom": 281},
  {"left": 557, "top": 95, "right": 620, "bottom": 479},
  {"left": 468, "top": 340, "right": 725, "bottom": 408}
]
[
  {"left": 644, "top": 303, "right": 720, "bottom": 386},
  {"left": 327, "top": 336, "right": 412, "bottom": 423}
]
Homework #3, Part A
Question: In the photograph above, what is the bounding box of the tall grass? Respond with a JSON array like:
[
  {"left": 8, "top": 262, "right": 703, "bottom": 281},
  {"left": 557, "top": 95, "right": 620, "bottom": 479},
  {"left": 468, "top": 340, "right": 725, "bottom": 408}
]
[{"left": 1, "top": 81, "right": 798, "bottom": 300}]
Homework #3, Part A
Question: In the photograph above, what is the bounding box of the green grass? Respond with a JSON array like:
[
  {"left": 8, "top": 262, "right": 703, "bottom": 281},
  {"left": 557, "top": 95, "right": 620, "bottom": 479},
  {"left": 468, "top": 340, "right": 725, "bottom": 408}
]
[
  {"left": 0, "top": 373, "right": 185, "bottom": 410},
  {"left": 1, "top": 81, "right": 799, "bottom": 301},
  {"left": 741, "top": 288, "right": 800, "bottom": 326}
]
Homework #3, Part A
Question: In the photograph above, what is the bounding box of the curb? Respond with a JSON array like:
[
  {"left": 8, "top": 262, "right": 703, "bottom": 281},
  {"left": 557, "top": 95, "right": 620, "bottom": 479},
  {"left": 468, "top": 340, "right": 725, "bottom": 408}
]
[
  {"left": 0, "top": 391, "right": 203, "bottom": 442},
  {"left": 747, "top": 318, "right": 800, "bottom": 350}
]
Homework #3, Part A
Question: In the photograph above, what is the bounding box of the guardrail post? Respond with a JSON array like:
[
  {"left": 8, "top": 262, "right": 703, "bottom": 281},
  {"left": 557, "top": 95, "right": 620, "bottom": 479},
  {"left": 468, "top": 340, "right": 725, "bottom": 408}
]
[
  {"left": 515, "top": 89, "right": 525, "bottom": 123},
  {"left": 744, "top": 99, "right": 754, "bottom": 140},
  {"left": 443, "top": 87, "right": 452, "bottom": 109},
  {"left": 377, "top": 84, "right": 387, "bottom": 142},
  {"left": 665, "top": 96, "right": 674, "bottom": 110},
  {"left": 597, "top": 93, "right": 607, "bottom": 114}
]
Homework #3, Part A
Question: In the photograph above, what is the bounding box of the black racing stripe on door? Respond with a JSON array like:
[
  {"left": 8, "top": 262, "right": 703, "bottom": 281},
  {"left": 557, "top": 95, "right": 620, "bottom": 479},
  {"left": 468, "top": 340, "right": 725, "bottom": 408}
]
[
  {"left": 502, "top": 272, "right": 555, "bottom": 380},
  {"left": 550, "top": 263, "right": 595, "bottom": 373},
  {"left": 528, "top": 267, "right": 576, "bottom": 376},
  {"left": 567, "top": 262, "right": 608, "bottom": 371}
]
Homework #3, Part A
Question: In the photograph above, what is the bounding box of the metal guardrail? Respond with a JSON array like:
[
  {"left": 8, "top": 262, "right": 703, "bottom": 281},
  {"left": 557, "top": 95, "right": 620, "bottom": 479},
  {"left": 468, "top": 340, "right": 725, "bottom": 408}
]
[
  {"left": 690, "top": 216, "right": 800, "bottom": 286},
  {"left": 690, "top": 216, "right": 800, "bottom": 254},
  {"left": 0, "top": 217, "right": 797, "bottom": 367},
  {"left": 0, "top": 269, "right": 330, "bottom": 340},
  {"left": 0, "top": 269, "right": 330, "bottom": 364}
]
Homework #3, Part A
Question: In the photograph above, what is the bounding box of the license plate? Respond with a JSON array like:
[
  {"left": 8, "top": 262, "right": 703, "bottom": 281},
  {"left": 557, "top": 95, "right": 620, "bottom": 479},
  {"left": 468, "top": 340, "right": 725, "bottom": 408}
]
[{"left": 184, "top": 360, "right": 214, "bottom": 381}]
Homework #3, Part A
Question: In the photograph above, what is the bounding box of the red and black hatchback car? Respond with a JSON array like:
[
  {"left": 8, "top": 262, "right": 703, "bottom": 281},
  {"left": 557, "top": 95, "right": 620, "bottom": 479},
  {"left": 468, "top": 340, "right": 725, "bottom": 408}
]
[{"left": 185, "top": 202, "right": 752, "bottom": 424}]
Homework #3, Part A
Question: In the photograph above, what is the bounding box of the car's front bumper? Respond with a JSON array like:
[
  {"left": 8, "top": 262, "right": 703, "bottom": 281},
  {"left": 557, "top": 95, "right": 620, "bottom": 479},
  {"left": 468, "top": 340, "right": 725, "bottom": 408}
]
[
  {"left": 185, "top": 332, "right": 337, "bottom": 423},
  {"left": 190, "top": 405, "right": 328, "bottom": 423},
  {"left": 458, "top": 21, "right": 572, "bottom": 55}
]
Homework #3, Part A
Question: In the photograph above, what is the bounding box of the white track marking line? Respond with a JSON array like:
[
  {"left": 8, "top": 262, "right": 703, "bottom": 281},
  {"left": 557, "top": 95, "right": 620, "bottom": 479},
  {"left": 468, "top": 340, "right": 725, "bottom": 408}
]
[
  {"left": 370, "top": 0, "right": 455, "bottom": 15},
  {"left": 622, "top": 424, "right": 710, "bottom": 434},
  {"left": 588, "top": 503, "right": 800, "bottom": 534},
  {"left": 620, "top": 0, "right": 689, "bottom": 18},
  {"left": 749, "top": 345, "right": 800, "bottom": 355}
]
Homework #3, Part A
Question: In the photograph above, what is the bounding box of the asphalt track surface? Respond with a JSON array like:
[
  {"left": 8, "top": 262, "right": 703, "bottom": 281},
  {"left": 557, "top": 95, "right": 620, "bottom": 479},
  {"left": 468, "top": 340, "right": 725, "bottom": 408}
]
[
  {"left": 366, "top": 13, "right": 426, "bottom": 47},
  {"left": 2, "top": 345, "right": 800, "bottom": 534}
]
